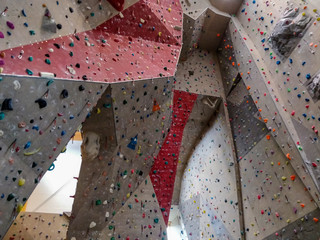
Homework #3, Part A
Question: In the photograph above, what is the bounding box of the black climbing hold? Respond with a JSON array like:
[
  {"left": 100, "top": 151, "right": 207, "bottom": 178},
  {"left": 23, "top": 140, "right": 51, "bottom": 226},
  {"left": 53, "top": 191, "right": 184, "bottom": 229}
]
[
  {"left": 1, "top": 98, "right": 13, "bottom": 111},
  {"left": 7, "top": 193, "right": 15, "bottom": 201},
  {"left": 82, "top": 75, "right": 88, "bottom": 80},
  {"left": 53, "top": 43, "right": 60, "bottom": 49},
  {"left": 69, "top": 7, "right": 74, "bottom": 13},
  {"left": 31, "top": 162, "right": 37, "bottom": 168},
  {"left": 75, "top": 63, "right": 80, "bottom": 68},
  {"left": 61, "top": 89, "right": 69, "bottom": 99},
  {"left": 35, "top": 98, "right": 47, "bottom": 109},
  {"left": 56, "top": 23, "right": 62, "bottom": 29},
  {"left": 75, "top": 35, "right": 80, "bottom": 41},
  {"left": 79, "top": 85, "right": 85, "bottom": 91}
]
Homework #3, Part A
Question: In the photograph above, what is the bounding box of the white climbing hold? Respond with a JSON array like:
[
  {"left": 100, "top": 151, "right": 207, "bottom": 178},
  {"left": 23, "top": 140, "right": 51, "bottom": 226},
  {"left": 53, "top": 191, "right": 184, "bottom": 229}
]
[
  {"left": 13, "top": 80, "right": 21, "bottom": 90},
  {"left": 0, "top": 130, "right": 4, "bottom": 137},
  {"left": 105, "top": 211, "right": 109, "bottom": 217},
  {"left": 89, "top": 221, "right": 96, "bottom": 228},
  {"left": 71, "top": 237, "right": 76, "bottom": 240},
  {"left": 40, "top": 72, "right": 55, "bottom": 78}
]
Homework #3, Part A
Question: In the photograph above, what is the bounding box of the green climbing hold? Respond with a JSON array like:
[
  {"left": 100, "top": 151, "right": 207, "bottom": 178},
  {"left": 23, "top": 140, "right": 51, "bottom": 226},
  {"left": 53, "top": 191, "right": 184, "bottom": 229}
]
[
  {"left": 0, "top": 112, "right": 5, "bottom": 120},
  {"left": 26, "top": 69, "right": 33, "bottom": 75},
  {"left": 47, "top": 79, "right": 54, "bottom": 86},
  {"left": 154, "top": 218, "right": 159, "bottom": 223},
  {"left": 95, "top": 200, "right": 102, "bottom": 205},
  {"left": 108, "top": 225, "right": 114, "bottom": 230},
  {"left": 45, "top": 59, "right": 51, "bottom": 64},
  {"left": 28, "top": 56, "right": 33, "bottom": 61},
  {"left": 69, "top": 42, "right": 74, "bottom": 47}
]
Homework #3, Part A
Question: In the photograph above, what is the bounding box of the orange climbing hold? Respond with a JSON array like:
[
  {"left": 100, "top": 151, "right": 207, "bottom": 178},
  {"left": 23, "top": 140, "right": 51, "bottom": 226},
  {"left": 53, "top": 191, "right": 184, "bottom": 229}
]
[
  {"left": 314, "top": 218, "right": 319, "bottom": 223},
  {"left": 286, "top": 153, "right": 291, "bottom": 160},
  {"left": 266, "top": 135, "right": 270, "bottom": 140},
  {"left": 290, "top": 175, "right": 296, "bottom": 181}
]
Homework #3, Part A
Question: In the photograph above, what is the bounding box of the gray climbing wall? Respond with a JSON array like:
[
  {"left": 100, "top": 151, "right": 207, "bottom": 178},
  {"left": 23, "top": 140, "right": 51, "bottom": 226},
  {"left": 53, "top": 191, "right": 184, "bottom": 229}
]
[
  {"left": 172, "top": 94, "right": 219, "bottom": 204},
  {"left": 4, "top": 212, "right": 69, "bottom": 240},
  {"left": 0, "top": 0, "right": 138, "bottom": 50},
  {"left": 67, "top": 77, "right": 174, "bottom": 239},
  {"left": 0, "top": 74, "right": 107, "bottom": 238},
  {"left": 99, "top": 176, "right": 168, "bottom": 240},
  {"left": 179, "top": 103, "right": 241, "bottom": 239},
  {"left": 215, "top": 0, "right": 320, "bottom": 238}
]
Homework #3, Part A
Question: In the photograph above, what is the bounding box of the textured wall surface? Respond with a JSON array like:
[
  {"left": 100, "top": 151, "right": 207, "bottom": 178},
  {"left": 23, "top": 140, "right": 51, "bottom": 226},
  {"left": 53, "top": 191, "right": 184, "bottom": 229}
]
[
  {"left": 180, "top": 104, "right": 241, "bottom": 240},
  {"left": 4, "top": 212, "right": 69, "bottom": 240},
  {"left": 1, "top": 0, "right": 320, "bottom": 239},
  {"left": 0, "top": 74, "right": 107, "bottom": 238}
]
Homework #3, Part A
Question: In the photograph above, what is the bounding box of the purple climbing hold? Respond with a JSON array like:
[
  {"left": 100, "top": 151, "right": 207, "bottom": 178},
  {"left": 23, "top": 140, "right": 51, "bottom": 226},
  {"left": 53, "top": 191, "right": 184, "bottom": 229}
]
[
  {"left": 0, "top": 32, "right": 4, "bottom": 38},
  {"left": 6, "top": 21, "right": 15, "bottom": 30}
]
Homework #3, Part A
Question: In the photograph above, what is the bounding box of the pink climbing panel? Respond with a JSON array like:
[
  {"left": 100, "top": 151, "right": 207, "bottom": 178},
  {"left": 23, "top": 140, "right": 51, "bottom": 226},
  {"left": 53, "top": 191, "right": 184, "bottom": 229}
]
[
  {"left": 0, "top": 0, "right": 182, "bottom": 82},
  {"left": 150, "top": 90, "right": 198, "bottom": 225}
]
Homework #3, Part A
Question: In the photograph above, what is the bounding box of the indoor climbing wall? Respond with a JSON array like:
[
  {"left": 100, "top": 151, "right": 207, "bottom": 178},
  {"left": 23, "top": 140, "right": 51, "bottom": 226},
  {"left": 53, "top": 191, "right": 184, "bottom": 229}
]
[
  {"left": 217, "top": 0, "right": 320, "bottom": 238},
  {"left": 175, "top": 49, "right": 222, "bottom": 97},
  {"left": 4, "top": 212, "right": 69, "bottom": 240},
  {"left": 67, "top": 77, "right": 174, "bottom": 239},
  {"left": 179, "top": 103, "right": 241, "bottom": 240},
  {"left": 0, "top": 0, "right": 183, "bottom": 82},
  {"left": 179, "top": 0, "right": 231, "bottom": 60},
  {"left": 172, "top": 94, "right": 219, "bottom": 204},
  {"left": 0, "top": 0, "right": 185, "bottom": 239},
  {"left": 0, "top": 74, "right": 107, "bottom": 238},
  {"left": 99, "top": 176, "right": 168, "bottom": 240}
]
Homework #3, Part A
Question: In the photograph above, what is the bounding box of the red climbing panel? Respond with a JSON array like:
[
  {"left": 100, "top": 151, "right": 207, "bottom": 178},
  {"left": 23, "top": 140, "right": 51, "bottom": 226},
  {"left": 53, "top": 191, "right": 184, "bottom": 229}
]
[{"left": 150, "top": 90, "right": 198, "bottom": 225}]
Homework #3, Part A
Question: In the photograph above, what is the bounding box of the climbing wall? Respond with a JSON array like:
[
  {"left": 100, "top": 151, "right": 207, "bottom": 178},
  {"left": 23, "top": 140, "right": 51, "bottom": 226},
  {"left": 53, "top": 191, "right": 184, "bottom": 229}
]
[
  {"left": 179, "top": 103, "right": 241, "bottom": 240},
  {"left": 216, "top": 0, "right": 320, "bottom": 238},
  {"left": 175, "top": 49, "right": 222, "bottom": 96},
  {"left": 4, "top": 212, "right": 69, "bottom": 240},
  {"left": 99, "top": 176, "right": 168, "bottom": 240},
  {"left": 172, "top": 94, "right": 219, "bottom": 204},
  {"left": 0, "top": 0, "right": 183, "bottom": 82},
  {"left": 0, "top": 74, "right": 107, "bottom": 238},
  {"left": 67, "top": 77, "right": 174, "bottom": 239},
  {"left": 0, "top": 0, "right": 184, "bottom": 239}
]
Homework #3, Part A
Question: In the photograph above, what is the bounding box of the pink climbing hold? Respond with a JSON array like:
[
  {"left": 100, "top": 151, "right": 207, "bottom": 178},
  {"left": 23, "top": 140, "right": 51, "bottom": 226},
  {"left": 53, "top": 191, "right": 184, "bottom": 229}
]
[{"left": 6, "top": 21, "right": 15, "bottom": 29}]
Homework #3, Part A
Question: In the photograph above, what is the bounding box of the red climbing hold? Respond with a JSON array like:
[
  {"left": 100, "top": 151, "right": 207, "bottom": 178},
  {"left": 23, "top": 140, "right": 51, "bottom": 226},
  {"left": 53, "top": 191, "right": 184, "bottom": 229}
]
[{"left": 107, "top": 0, "right": 125, "bottom": 11}]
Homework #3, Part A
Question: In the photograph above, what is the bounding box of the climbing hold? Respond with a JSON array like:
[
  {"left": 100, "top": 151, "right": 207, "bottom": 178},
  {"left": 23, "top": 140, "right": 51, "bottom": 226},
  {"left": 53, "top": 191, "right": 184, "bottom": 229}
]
[
  {"left": 1, "top": 98, "right": 13, "bottom": 111},
  {"left": 35, "top": 98, "right": 47, "bottom": 109}
]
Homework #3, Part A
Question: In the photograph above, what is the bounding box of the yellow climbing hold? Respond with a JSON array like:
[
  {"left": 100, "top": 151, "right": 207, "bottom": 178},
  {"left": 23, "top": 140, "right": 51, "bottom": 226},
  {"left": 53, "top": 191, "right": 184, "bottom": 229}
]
[{"left": 18, "top": 178, "right": 26, "bottom": 186}]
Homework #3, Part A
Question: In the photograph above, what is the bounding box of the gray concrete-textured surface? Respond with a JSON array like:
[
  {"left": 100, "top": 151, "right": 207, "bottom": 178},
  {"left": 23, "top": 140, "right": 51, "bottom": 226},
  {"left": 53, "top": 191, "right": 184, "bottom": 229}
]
[
  {"left": 0, "top": 74, "right": 108, "bottom": 238},
  {"left": 67, "top": 77, "right": 174, "bottom": 239}
]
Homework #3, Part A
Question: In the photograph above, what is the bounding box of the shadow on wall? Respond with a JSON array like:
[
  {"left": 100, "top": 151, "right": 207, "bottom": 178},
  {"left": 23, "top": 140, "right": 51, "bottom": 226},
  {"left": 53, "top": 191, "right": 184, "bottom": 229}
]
[{"left": 209, "top": 0, "right": 243, "bottom": 14}]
